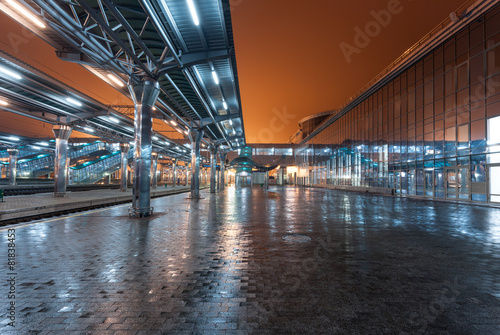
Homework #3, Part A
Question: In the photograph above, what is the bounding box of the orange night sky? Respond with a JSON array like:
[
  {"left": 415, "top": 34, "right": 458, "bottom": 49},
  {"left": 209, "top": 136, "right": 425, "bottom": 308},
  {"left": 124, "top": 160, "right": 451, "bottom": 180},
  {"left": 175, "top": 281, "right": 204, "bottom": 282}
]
[
  {"left": 0, "top": 0, "right": 467, "bottom": 143},
  {"left": 230, "top": 0, "right": 466, "bottom": 142}
]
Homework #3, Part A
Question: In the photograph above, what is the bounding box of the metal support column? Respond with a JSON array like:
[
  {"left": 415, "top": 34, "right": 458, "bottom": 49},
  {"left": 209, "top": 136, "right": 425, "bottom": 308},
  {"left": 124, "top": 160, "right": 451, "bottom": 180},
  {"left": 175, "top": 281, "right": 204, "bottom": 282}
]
[
  {"left": 189, "top": 129, "right": 204, "bottom": 199},
  {"left": 7, "top": 149, "right": 18, "bottom": 186},
  {"left": 209, "top": 144, "right": 218, "bottom": 193},
  {"left": 128, "top": 77, "right": 160, "bottom": 217},
  {"left": 185, "top": 166, "right": 189, "bottom": 186},
  {"left": 265, "top": 170, "right": 269, "bottom": 189},
  {"left": 172, "top": 159, "right": 177, "bottom": 187},
  {"left": 52, "top": 125, "right": 72, "bottom": 196},
  {"left": 119, "top": 143, "right": 130, "bottom": 192},
  {"left": 218, "top": 151, "right": 226, "bottom": 191},
  {"left": 152, "top": 153, "right": 158, "bottom": 189}
]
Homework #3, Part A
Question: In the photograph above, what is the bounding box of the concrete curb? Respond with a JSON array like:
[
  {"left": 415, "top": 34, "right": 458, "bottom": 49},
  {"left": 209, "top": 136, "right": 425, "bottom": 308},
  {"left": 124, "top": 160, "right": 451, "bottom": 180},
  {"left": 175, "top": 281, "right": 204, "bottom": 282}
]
[{"left": 0, "top": 186, "right": 204, "bottom": 224}]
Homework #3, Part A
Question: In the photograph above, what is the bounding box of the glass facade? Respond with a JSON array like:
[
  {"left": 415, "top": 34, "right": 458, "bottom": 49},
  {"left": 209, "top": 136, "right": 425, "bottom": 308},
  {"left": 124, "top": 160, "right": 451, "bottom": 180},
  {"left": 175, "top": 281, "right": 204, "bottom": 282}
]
[{"left": 297, "top": 4, "right": 500, "bottom": 203}]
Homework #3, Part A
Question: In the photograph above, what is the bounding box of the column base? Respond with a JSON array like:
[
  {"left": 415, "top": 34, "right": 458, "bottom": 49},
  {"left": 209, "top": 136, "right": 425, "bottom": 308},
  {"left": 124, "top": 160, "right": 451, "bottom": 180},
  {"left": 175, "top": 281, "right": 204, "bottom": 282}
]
[
  {"left": 128, "top": 207, "right": 154, "bottom": 217},
  {"left": 53, "top": 192, "right": 68, "bottom": 197},
  {"left": 190, "top": 194, "right": 203, "bottom": 199}
]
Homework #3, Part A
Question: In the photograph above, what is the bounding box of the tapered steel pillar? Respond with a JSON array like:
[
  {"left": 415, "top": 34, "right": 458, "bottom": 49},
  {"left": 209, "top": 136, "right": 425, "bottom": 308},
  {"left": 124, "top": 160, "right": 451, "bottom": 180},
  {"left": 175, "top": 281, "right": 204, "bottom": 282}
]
[
  {"left": 119, "top": 143, "right": 130, "bottom": 192},
  {"left": 218, "top": 151, "right": 226, "bottom": 191},
  {"left": 7, "top": 149, "right": 18, "bottom": 186},
  {"left": 128, "top": 77, "right": 160, "bottom": 217},
  {"left": 185, "top": 167, "right": 189, "bottom": 186},
  {"left": 52, "top": 125, "right": 72, "bottom": 196},
  {"left": 172, "top": 159, "right": 177, "bottom": 187},
  {"left": 152, "top": 153, "right": 158, "bottom": 189},
  {"left": 209, "top": 144, "right": 218, "bottom": 193},
  {"left": 188, "top": 129, "right": 204, "bottom": 199}
]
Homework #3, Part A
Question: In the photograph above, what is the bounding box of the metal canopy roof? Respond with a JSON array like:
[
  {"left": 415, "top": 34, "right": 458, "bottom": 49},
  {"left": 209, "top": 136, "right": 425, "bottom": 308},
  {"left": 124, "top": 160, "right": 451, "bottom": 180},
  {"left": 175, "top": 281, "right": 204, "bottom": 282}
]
[
  {"left": 0, "top": 50, "right": 191, "bottom": 160},
  {"left": 0, "top": 0, "right": 246, "bottom": 150}
]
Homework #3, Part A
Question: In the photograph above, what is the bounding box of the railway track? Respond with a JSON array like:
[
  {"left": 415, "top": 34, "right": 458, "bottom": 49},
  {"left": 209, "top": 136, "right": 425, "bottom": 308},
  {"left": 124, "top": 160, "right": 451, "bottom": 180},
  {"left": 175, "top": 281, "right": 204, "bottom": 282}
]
[{"left": 1, "top": 184, "right": 121, "bottom": 196}]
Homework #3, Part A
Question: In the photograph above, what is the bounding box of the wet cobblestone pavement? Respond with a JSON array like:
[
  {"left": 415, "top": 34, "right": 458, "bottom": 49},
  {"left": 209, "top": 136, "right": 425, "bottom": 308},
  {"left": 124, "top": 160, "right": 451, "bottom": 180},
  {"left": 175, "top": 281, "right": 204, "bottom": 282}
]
[{"left": 0, "top": 186, "right": 499, "bottom": 334}]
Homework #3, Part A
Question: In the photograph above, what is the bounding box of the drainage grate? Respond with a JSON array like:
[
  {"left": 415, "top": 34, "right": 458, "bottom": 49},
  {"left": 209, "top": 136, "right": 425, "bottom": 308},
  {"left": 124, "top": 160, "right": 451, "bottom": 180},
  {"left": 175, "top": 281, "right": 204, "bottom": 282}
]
[{"left": 282, "top": 234, "right": 311, "bottom": 243}]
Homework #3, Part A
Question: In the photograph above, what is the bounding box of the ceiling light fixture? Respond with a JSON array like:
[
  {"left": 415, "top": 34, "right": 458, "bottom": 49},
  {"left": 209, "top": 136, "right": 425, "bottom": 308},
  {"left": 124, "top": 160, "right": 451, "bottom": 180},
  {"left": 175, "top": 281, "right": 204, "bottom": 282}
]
[
  {"left": 212, "top": 70, "right": 219, "bottom": 84},
  {"left": 6, "top": 0, "right": 46, "bottom": 28},
  {"left": 66, "top": 97, "right": 82, "bottom": 107},
  {"left": 108, "top": 116, "right": 120, "bottom": 123},
  {"left": 0, "top": 66, "right": 22, "bottom": 80},
  {"left": 223, "top": 101, "right": 228, "bottom": 110},
  {"left": 186, "top": 0, "right": 200, "bottom": 26},
  {"left": 107, "top": 74, "right": 125, "bottom": 87},
  {"left": 0, "top": 99, "right": 8, "bottom": 106},
  {"left": 83, "top": 127, "right": 94, "bottom": 133}
]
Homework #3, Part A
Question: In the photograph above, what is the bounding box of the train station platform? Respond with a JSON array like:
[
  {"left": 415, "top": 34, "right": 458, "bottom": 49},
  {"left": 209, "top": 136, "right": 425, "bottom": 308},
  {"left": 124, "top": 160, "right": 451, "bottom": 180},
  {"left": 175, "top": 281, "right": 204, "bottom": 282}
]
[
  {"left": 0, "top": 186, "right": 193, "bottom": 224},
  {"left": 0, "top": 186, "right": 499, "bottom": 334}
]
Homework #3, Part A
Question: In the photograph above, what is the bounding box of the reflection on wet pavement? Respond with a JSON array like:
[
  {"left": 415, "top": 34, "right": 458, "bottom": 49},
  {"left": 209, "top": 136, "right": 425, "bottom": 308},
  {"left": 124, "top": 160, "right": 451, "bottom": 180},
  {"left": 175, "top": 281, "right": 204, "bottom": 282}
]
[{"left": 1, "top": 186, "right": 499, "bottom": 334}]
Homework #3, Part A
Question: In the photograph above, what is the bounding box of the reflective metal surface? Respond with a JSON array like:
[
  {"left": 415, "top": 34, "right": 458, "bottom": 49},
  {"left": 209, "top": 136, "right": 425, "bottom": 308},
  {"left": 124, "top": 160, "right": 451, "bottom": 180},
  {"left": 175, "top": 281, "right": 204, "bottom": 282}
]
[
  {"left": 218, "top": 151, "right": 226, "bottom": 191},
  {"left": 172, "top": 158, "right": 177, "bottom": 187},
  {"left": 209, "top": 144, "right": 218, "bottom": 193},
  {"left": 189, "top": 129, "right": 204, "bottom": 199},
  {"left": 6, "top": 149, "right": 18, "bottom": 186},
  {"left": 151, "top": 153, "right": 158, "bottom": 189},
  {"left": 119, "top": 143, "right": 130, "bottom": 192},
  {"left": 52, "top": 125, "right": 72, "bottom": 197},
  {"left": 128, "top": 77, "right": 160, "bottom": 217}
]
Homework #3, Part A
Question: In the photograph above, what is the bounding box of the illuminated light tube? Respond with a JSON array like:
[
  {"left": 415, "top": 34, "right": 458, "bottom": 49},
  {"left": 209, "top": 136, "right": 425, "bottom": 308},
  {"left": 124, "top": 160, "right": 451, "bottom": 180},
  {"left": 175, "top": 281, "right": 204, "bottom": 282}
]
[
  {"left": 0, "top": 99, "right": 8, "bottom": 106},
  {"left": 183, "top": 130, "right": 189, "bottom": 135},
  {"left": 0, "top": 66, "right": 22, "bottom": 80},
  {"left": 153, "top": 136, "right": 159, "bottom": 140},
  {"left": 212, "top": 71, "right": 219, "bottom": 84},
  {"left": 223, "top": 101, "right": 227, "bottom": 110},
  {"left": 107, "top": 74, "right": 125, "bottom": 87},
  {"left": 170, "top": 120, "right": 177, "bottom": 126},
  {"left": 6, "top": 0, "right": 46, "bottom": 28},
  {"left": 31, "top": 145, "right": 40, "bottom": 150},
  {"left": 164, "top": 142, "right": 170, "bottom": 146},
  {"left": 66, "top": 97, "right": 82, "bottom": 107},
  {"left": 108, "top": 116, "right": 120, "bottom": 123},
  {"left": 8, "top": 136, "right": 20, "bottom": 141},
  {"left": 83, "top": 127, "right": 94, "bottom": 133},
  {"left": 186, "top": 0, "right": 199, "bottom": 26},
  {"left": 229, "top": 119, "right": 233, "bottom": 126},
  {"left": 38, "top": 141, "right": 49, "bottom": 146}
]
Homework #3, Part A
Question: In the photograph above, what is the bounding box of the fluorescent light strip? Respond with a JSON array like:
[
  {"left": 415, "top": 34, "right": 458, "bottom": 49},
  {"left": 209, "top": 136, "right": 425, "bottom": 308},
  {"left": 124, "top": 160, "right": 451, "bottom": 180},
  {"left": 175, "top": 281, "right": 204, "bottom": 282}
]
[
  {"left": 212, "top": 71, "right": 219, "bottom": 84},
  {"left": 83, "top": 127, "right": 95, "bottom": 133},
  {"left": 6, "top": 0, "right": 46, "bottom": 28},
  {"left": 0, "top": 99, "right": 8, "bottom": 106},
  {"left": 66, "top": 97, "right": 82, "bottom": 107},
  {"left": 186, "top": 0, "right": 199, "bottom": 26},
  {"left": 107, "top": 74, "right": 125, "bottom": 87},
  {"left": 8, "top": 136, "right": 20, "bottom": 141},
  {"left": 223, "top": 101, "right": 228, "bottom": 110},
  {"left": 108, "top": 116, "right": 120, "bottom": 123},
  {"left": 0, "top": 66, "right": 22, "bottom": 80}
]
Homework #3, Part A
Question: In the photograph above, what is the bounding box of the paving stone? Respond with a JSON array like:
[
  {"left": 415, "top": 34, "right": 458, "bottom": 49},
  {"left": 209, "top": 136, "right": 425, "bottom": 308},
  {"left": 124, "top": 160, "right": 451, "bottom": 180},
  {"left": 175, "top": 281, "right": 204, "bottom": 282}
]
[{"left": 0, "top": 187, "right": 499, "bottom": 333}]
